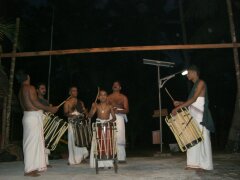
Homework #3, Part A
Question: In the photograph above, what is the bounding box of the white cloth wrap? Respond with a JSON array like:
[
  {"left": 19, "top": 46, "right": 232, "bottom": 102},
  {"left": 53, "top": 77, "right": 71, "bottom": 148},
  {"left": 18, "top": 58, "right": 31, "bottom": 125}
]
[
  {"left": 22, "top": 110, "right": 47, "bottom": 173},
  {"left": 115, "top": 110, "right": 127, "bottom": 161},
  {"left": 90, "top": 118, "right": 113, "bottom": 168},
  {"left": 187, "top": 97, "right": 213, "bottom": 170},
  {"left": 68, "top": 116, "right": 89, "bottom": 165}
]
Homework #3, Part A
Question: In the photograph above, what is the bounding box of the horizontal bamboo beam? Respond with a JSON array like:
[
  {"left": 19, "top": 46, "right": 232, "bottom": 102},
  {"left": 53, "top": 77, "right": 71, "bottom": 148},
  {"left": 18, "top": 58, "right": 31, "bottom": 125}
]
[{"left": 1, "top": 43, "right": 240, "bottom": 58}]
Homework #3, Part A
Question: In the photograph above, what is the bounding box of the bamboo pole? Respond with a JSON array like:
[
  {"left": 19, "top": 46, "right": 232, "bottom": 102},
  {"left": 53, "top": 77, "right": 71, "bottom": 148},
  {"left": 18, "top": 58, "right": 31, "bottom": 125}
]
[
  {"left": 0, "top": 45, "right": 2, "bottom": 64},
  {"left": 1, "top": 97, "right": 7, "bottom": 149},
  {"left": 226, "top": 0, "right": 240, "bottom": 150},
  {"left": 0, "top": 43, "right": 240, "bottom": 58},
  {"left": 226, "top": 0, "right": 240, "bottom": 108},
  {"left": 4, "top": 18, "right": 20, "bottom": 147}
]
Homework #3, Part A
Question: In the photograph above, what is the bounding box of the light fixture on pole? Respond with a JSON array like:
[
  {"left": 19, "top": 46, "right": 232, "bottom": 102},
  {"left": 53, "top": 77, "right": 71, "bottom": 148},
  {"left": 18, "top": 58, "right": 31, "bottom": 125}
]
[
  {"left": 143, "top": 58, "right": 174, "bottom": 153},
  {"left": 160, "top": 70, "right": 188, "bottom": 88}
]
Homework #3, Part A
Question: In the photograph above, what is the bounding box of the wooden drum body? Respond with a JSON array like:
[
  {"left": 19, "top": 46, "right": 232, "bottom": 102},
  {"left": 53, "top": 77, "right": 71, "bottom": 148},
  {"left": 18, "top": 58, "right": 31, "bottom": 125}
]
[
  {"left": 165, "top": 108, "right": 203, "bottom": 152},
  {"left": 43, "top": 113, "right": 68, "bottom": 151},
  {"left": 92, "top": 122, "right": 117, "bottom": 159},
  {"left": 70, "top": 116, "right": 92, "bottom": 148}
]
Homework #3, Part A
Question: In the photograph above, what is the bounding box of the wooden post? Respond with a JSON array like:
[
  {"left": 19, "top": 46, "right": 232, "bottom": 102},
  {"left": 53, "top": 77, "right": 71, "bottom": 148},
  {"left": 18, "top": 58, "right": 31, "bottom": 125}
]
[
  {"left": 1, "top": 97, "right": 7, "bottom": 149},
  {"left": 226, "top": 0, "right": 240, "bottom": 151},
  {"left": 5, "top": 18, "right": 20, "bottom": 147}
]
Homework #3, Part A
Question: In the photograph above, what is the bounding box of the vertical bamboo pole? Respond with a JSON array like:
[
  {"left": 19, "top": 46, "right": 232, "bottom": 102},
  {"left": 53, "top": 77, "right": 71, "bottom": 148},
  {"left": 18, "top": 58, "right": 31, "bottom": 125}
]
[
  {"left": 47, "top": 7, "right": 54, "bottom": 102},
  {"left": 1, "top": 97, "right": 7, "bottom": 149},
  {"left": 4, "top": 18, "right": 20, "bottom": 147},
  {"left": 226, "top": 0, "right": 240, "bottom": 150},
  {"left": 0, "top": 45, "right": 2, "bottom": 65}
]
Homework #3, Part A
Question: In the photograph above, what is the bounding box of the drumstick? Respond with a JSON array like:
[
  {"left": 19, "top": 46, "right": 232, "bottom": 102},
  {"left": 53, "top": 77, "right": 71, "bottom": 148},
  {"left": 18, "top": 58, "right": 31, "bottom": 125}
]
[
  {"left": 165, "top": 87, "right": 175, "bottom": 102},
  {"left": 57, "top": 96, "right": 71, "bottom": 108},
  {"left": 94, "top": 87, "right": 100, "bottom": 103}
]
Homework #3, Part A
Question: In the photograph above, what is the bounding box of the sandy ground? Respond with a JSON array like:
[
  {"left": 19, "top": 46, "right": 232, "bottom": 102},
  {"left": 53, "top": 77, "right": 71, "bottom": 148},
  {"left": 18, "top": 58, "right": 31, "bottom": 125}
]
[{"left": 0, "top": 152, "right": 239, "bottom": 180}]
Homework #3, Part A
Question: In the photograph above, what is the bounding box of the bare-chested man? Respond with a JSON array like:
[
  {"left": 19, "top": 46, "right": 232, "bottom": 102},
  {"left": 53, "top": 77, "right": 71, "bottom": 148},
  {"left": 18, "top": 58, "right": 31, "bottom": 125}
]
[
  {"left": 88, "top": 90, "right": 116, "bottom": 168},
  {"left": 16, "top": 71, "right": 58, "bottom": 177},
  {"left": 64, "top": 86, "right": 89, "bottom": 165},
  {"left": 108, "top": 81, "right": 129, "bottom": 163},
  {"left": 172, "top": 65, "right": 214, "bottom": 171}
]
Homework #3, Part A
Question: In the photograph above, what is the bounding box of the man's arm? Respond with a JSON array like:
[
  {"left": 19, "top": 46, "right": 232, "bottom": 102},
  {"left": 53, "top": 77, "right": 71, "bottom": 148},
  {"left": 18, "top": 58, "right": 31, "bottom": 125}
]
[
  {"left": 110, "top": 105, "right": 116, "bottom": 122},
  {"left": 172, "top": 80, "right": 205, "bottom": 113},
  {"left": 64, "top": 101, "right": 71, "bottom": 117},
  {"left": 80, "top": 101, "right": 88, "bottom": 114},
  {"left": 87, "top": 103, "right": 97, "bottom": 119}
]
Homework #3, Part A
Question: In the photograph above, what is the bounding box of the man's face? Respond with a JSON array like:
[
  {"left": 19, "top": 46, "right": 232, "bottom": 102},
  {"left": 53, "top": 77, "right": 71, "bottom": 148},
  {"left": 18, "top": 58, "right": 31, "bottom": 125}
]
[
  {"left": 99, "top": 91, "right": 107, "bottom": 102},
  {"left": 70, "top": 87, "right": 78, "bottom": 98},
  {"left": 112, "top": 82, "right": 121, "bottom": 92},
  {"left": 38, "top": 85, "right": 46, "bottom": 96},
  {"left": 187, "top": 70, "right": 196, "bottom": 80}
]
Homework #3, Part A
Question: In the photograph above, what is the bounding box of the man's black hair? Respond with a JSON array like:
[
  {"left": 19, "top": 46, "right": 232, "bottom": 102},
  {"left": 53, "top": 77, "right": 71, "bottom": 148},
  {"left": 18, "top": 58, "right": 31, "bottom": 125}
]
[
  {"left": 15, "top": 70, "right": 28, "bottom": 84},
  {"left": 113, "top": 80, "right": 122, "bottom": 87},
  {"left": 187, "top": 65, "right": 200, "bottom": 76},
  {"left": 36, "top": 82, "right": 46, "bottom": 89},
  {"left": 69, "top": 85, "right": 78, "bottom": 92}
]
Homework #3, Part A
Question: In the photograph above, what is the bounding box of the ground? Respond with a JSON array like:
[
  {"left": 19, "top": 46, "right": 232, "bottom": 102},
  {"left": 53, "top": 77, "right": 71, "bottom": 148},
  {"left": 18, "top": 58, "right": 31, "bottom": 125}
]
[{"left": 0, "top": 152, "right": 239, "bottom": 180}]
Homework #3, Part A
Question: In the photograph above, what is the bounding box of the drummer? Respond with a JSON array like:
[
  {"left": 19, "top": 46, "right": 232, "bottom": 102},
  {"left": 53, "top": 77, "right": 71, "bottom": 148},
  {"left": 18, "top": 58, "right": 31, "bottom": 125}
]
[
  {"left": 88, "top": 90, "right": 116, "bottom": 169},
  {"left": 64, "top": 86, "right": 89, "bottom": 165},
  {"left": 172, "top": 65, "right": 214, "bottom": 171},
  {"left": 16, "top": 71, "right": 58, "bottom": 177}
]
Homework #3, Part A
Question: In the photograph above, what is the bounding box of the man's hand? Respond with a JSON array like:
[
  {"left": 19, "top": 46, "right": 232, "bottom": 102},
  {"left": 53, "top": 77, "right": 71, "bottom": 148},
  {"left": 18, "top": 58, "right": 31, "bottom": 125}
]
[
  {"left": 171, "top": 107, "right": 179, "bottom": 116},
  {"left": 49, "top": 106, "right": 59, "bottom": 114},
  {"left": 91, "top": 102, "right": 97, "bottom": 108},
  {"left": 113, "top": 107, "right": 119, "bottom": 113},
  {"left": 173, "top": 101, "right": 181, "bottom": 107}
]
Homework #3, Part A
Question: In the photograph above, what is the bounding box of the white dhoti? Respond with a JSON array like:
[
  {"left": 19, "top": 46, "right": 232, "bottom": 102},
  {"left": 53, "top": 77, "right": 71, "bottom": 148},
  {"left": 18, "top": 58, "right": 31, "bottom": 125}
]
[
  {"left": 22, "top": 110, "right": 47, "bottom": 173},
  {"left": 68, "top": 123, "right": 89, "bottom": 165},
  {"left": 116, "top": 113, "right": 126, "bottom": 161},
  {"left": 187, "top": 97, "right": 213, "bottom": 170},
  {"left": 90, "top": 119, "right": 114, "bottom": 168}
]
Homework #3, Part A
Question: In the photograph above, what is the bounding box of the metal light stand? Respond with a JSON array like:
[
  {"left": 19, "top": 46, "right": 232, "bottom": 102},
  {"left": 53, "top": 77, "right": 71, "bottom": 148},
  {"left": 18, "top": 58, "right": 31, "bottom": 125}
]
[{"left": 143, "top": 59, "right": 175, "bottom": 153}]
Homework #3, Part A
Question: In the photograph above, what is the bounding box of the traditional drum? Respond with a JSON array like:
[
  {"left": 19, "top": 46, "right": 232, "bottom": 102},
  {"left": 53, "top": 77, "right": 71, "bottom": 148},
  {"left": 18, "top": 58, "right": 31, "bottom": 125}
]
[
  {"left": 165, "top": 107, "right": 203, "bottom": 152},
  {"left": 92, "top": 122, "right": 117, "bottom": 159},
  {"left": 69, "top": 114, "right": 92, "bottom": 148},
  {"left": 43, "top": 113, "right": 68, "bottom": 151}
]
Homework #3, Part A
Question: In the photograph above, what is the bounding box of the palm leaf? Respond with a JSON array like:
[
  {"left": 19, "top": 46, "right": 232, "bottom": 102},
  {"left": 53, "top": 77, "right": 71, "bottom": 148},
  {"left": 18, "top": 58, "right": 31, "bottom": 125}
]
[{"left": 0, "top": 21, "right": 16, "bottom": 42}]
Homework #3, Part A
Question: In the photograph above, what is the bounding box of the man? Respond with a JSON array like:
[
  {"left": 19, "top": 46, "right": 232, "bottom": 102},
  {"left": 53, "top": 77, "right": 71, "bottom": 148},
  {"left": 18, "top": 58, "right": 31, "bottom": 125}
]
[
  {"left": 88, "top": 90, "right": 116, "bottom": 168},
  {"left": 108, "top": 81, "right": 129, "bottom": 163},
  {"left": 16, "top": 71, "right": 58, "bottom": 177},
  {"left": 36, "top": 82, "right": 52, "bottom": 168},
  {"left": 36, "top": 82, "right": 50, "bottom": 107},
  {"left": 172, "top": 65, "right": 215, "bottom": 171},
  {"left": 64, "top": 86, "right": 89, "bottom": 165}
]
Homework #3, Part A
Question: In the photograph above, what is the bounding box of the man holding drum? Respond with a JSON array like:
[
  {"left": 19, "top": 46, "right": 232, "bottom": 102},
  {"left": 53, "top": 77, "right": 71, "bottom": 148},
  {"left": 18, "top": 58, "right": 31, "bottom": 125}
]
[
  {"left": 108, "top": 81, "right": 129, "bottom": 163},
  {"left": 16, "top": 71, "right": 58, "bottom": 177},
  {"left": 172, "top": 65, "right": 215, "bottom": 171},
  {"left": 64, "top": 86, "right": 89, "bottom": 165}
]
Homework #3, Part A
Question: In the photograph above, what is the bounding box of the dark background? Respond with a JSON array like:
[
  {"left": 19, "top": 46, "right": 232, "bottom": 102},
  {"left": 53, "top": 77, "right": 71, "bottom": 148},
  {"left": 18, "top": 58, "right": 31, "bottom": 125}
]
[{"left": 0, "top": 0, "right": 239, "bottom": 151}]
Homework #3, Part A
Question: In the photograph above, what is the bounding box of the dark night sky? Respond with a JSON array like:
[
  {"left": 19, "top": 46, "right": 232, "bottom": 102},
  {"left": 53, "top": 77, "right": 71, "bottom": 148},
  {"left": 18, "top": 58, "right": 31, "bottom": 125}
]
[{"left": 0, "top": 0, "right": 239, "bottom": 149}]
